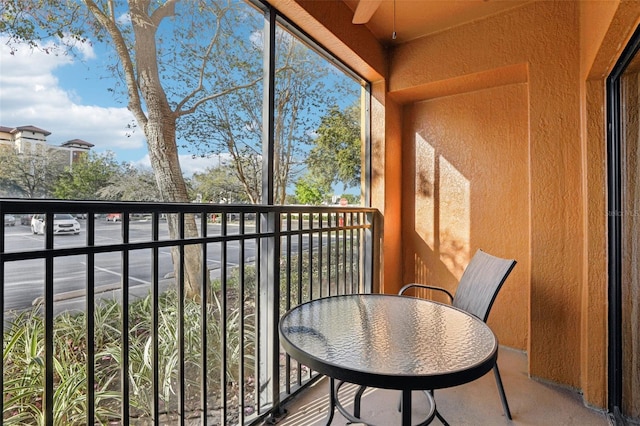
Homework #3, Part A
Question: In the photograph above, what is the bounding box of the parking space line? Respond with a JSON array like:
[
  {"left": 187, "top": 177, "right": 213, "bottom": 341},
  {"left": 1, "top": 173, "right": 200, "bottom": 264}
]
[{"left": 83, "top": 263, "right": 150, "bottom": 285}]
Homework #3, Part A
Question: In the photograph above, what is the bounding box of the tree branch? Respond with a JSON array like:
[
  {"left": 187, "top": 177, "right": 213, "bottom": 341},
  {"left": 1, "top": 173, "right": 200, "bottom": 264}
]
[
  {"left": 150, "top": 0, "right": 179, "bottom": 27},
  {"left": 176, "top": 75, "right": 264, "bottom": 117},
  {"left": 83, "top": 0, "right": 147, "bottom": 126},
  {"left": 174, "top": 16, "right": 223, "bottom": 112}
]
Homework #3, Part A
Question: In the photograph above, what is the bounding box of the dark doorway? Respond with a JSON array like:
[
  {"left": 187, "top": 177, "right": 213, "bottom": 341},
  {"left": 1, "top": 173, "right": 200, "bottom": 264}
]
[{"left": 607, "top": 25, "right": 640, "bottom": 425}]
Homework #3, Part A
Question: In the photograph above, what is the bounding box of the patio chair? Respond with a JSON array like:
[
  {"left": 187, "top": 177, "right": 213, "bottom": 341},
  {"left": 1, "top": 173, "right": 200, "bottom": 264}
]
[{"left": 353, "top": 249, "right": 517, "bottom": 422}]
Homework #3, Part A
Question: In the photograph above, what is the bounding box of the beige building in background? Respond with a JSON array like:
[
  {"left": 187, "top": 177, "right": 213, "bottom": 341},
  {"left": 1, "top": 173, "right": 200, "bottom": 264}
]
[{"left": 0, "top": 125, "right": 93, "bottom": 166}]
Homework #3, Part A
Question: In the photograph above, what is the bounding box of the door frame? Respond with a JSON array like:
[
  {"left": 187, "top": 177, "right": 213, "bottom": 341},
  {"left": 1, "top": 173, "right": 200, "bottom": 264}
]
[{"left": 606, "top": 23, "right": 640, "bottom": 420}]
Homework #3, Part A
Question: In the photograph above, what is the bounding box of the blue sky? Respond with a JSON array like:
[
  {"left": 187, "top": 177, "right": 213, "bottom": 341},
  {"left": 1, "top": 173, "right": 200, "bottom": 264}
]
[{"left": 0, "top": 36, "right": 214, "bottom": 176}]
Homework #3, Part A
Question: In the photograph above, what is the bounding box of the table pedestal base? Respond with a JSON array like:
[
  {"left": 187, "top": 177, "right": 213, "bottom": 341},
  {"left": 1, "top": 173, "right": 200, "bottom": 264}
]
[{"left": 326, "top": 378, "right": 437, "bottom": 426}]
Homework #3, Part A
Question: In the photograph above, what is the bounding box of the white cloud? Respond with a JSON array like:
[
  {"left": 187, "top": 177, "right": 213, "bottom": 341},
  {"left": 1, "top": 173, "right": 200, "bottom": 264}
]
[
  {"left": 0, "top": 36, "right": 231, "bottom": 179},
  {"left": 249, "top": 30, "right": 263, "bottom": 49},
  {"left": 0, "top": 36, "right": 146, "bottom": 158}
]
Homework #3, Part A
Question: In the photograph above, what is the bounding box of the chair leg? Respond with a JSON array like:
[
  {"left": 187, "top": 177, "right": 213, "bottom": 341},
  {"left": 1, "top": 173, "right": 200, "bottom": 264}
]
[
  {"left": 353, "top": 385, "right": 366, "bottom": 418},
  {"left": 493, "top": 364, "right": 512, "bottom": 420}
]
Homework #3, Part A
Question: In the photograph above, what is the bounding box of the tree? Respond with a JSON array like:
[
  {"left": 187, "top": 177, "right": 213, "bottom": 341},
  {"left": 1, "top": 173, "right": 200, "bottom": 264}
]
[
  {"left": 306, "top": 103, "right": 361, "bottom": 192},
  {"left": 2, "top": 0, "right": 265, "bottom": 299},
  {"left": 190, "top": 164, "right": 249, "bottom": 204},
  {"left": 0, "top": 144, "right": 66, "bottom": 198},
  {"left": 182, "top": 28, "right": 345, "bottom": 204},
  {"left": 54, "top": 151, "right": 122, "bottom": 200},
  {"left": 294, "top": 174, "right": 330, "bottom": 205},
  {"left": 2, "top": 0, "right": 360, "bottom": 297},
  {"left": 97, "top": 164, "right": 162, "bottom": 201}
]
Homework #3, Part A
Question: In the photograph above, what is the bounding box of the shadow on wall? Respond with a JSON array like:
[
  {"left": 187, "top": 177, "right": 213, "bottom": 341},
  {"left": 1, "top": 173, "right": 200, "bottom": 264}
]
[{"left": 411, "top": 236, "right": 463, "bottom": 302}]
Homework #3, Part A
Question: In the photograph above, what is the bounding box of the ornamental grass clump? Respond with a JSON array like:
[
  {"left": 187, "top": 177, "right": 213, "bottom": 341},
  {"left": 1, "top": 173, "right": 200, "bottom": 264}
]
[{"left": 2, "top": 274, "right": 255, "bottom": 425}]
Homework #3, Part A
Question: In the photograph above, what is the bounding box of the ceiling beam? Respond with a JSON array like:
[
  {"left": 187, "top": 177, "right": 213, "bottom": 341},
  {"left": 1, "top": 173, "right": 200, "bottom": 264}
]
[{"left": 352, "top": 0, "right": 383, "bottom": 24}]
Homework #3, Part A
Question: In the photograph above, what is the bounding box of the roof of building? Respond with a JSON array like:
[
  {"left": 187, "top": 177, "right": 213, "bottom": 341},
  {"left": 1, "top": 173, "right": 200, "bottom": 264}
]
[
  {"left": 10, "top": 125, "right": 52, "bottom": 136},
  {"left": 1, "top": 126, "right": 94, "bottom": 149},
  {"left": 60, "top": 139, "right": 95, "bottom": 148}
]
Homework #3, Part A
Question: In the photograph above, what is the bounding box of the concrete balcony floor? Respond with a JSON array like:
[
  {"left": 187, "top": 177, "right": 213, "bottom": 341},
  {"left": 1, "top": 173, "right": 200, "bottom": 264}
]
[{"left": 273, "top": 347, "right": 610, "bottom": 426}]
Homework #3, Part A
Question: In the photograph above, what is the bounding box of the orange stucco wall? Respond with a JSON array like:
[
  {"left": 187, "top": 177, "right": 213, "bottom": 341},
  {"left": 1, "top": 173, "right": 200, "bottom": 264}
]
[
  {"left": 401, "top": 84, "right": 530, "bottom": 351},
  {"left": 392, "top": 0, "right": 585, "bottom": 390},
  {"left": 269, "top": 0, "right": 640, "bottom": 411}
]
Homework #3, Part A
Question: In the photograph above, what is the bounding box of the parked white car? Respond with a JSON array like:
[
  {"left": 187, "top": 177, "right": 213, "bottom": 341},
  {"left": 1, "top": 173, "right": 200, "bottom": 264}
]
[{"left": 31, "top": 214, "right": 81, "bottom": 235}]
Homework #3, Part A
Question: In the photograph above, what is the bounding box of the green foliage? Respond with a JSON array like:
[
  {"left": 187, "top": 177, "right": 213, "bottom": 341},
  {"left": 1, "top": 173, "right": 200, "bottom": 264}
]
[
  {"left": 53, "top": 151, "right": 123, "bottom": 200},
  {"left": 0, "top": 144, "right": 160, "bottom": 201},
  {"left": 294, "top": 174, "right": 331, "bottom": 205},
  {"left": 307, "top": 103, "right": 361, "bottom": 191},
  {"left": 97, "top": 165, "right": 161, "bottom": 201},
  {"left": 0, "top": 0, "right": 91, "bottom": 55},
  {"left": 190, "top": 164, "right": 250, "bottom": 204},
  {"left": 2, "top": 273, "right": 257, "bottom": 424},
  {"left": 2, "top": 308, "right": 120, "bottom": 424},
  {"left": 180, "top": 24, "right": 357, "bottom": 204},
  {"left": 0, "top": 145, "right": 66, "bottom": 198},
  {"left": 2, "top": 215, "right": 355, "bottom": 423}
]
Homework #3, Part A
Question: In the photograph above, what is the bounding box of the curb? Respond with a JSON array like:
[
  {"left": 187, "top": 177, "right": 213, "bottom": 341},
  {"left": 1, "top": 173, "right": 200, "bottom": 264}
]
[{"left": 32, "top": 282, "right": 122, "bottom": 306}]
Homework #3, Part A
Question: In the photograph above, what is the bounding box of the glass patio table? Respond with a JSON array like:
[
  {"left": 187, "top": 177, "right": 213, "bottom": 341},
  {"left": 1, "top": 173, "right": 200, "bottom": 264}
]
[{"left": 279, "top": 294, "right": 499, "bottom": 425}]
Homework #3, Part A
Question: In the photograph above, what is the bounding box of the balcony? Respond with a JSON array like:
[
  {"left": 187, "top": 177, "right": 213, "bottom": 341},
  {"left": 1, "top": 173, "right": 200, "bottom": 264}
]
[
  {"left": 276, "top": 347, "right": 609, "bottom": 425},
  {"left": 0, "top": 199, "right": 611, "bottom": 425},
  {"left": 1, "top": 199, "right": 377, "bottom": 425}
]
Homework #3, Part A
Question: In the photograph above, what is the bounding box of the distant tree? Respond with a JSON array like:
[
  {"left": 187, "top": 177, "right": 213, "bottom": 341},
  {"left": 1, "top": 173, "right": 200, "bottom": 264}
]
[
  {"left": 0, "top": 145, "right": 66, "bottom": 198},
  {"left": 98, "top": 165, "right": 161, "bottom": 201},
  {"left": 307, "top": 103, "right": 361, "bottom": 192},
  {"left": 294, "top": 174, "right": 331, "bottom": 205},
  {"left": 183, "top": 30, "right": 343, "bottom": 204},
  {"left": 53, "top": 151, "right": 122, "bottom": 200},
  {"left": 190, "top": 164, "right": 249, "bottom": 204}
]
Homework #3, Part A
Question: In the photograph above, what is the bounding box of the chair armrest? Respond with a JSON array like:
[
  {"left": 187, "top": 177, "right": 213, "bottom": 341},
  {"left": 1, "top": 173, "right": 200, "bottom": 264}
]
[{"left": 398, "top": 283, "right": 454, "bottom": 303}]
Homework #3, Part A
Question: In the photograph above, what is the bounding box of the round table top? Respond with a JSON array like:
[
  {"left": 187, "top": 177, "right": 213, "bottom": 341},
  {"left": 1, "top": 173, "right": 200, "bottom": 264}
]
[{"left": 279, "top": 294, "right": 498, "bottom": 390}]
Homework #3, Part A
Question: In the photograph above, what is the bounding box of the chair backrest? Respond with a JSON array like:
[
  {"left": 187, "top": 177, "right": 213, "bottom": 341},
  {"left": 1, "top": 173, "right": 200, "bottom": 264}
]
[{"left": 452, "top": 249, "right": 517, "bottom": 322}]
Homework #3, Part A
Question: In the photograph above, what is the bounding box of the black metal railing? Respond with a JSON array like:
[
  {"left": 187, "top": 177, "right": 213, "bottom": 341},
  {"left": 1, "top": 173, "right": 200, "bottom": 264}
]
[{"left": 0, "top": 199, "right": 378, "bottom": 425}]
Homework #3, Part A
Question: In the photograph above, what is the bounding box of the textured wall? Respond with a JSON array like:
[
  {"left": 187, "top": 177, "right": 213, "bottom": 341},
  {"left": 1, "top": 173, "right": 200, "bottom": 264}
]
[
  {"left": 390, "top": 1, "right": 583, "bottom": 388},
  {"left": 401, "top": 84, "right": 530, "bottom": 350},
  {"left": 370, "top": 80, "right": 405, "bottom": 292}
]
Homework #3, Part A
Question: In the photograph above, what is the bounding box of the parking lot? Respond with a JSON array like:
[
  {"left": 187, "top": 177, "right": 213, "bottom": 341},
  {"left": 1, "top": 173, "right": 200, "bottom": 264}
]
[{"left": 2, "top": 218, "right": 257, "bottom": 315}]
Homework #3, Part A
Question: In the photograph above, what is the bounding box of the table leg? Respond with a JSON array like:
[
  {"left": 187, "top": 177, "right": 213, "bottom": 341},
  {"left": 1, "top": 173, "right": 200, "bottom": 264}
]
[
  {"left": 401, "top": 390, "right": 412, "bottom": 426},
  {"left": 325, "top": 377, "right": 336, "bottom": 426}
]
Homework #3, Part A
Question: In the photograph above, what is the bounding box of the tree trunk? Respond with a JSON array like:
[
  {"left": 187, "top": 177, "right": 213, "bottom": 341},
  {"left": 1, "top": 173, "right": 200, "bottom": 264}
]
[
  {"left": 144, "top": 122, "right": 208, "bottom": 301},
  {"left": 130, "top": 4, "right": 209, "bottom": 301}
]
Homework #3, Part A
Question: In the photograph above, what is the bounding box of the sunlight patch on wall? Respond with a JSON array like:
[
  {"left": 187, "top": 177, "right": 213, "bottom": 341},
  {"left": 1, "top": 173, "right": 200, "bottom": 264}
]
[
  {"left": 414, "top": 132, "right": 470, "bottom": 281},
  {"left": 414, "top": 133, "right": 435, "bottom": 249},
  {"left": 439, "top": 155, "right": 470, "bottom": 280}
]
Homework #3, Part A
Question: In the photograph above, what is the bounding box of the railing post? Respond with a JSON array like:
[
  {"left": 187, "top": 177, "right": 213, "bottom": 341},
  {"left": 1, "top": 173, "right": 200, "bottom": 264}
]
[
  {"left": 44, "top": 212, "right": 54, "bottom": 426},
  {"left": 363, "top": 210, "right": 379, "bottom": 294},
  {"left": 258, "top": 209, "right": 282, "bottom": 418}
]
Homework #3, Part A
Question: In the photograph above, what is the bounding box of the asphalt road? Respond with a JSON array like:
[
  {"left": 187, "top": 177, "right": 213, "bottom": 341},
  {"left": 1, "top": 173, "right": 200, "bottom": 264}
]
[{"left": 2, "top": 219, "right": 259, "bottom": 314}]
